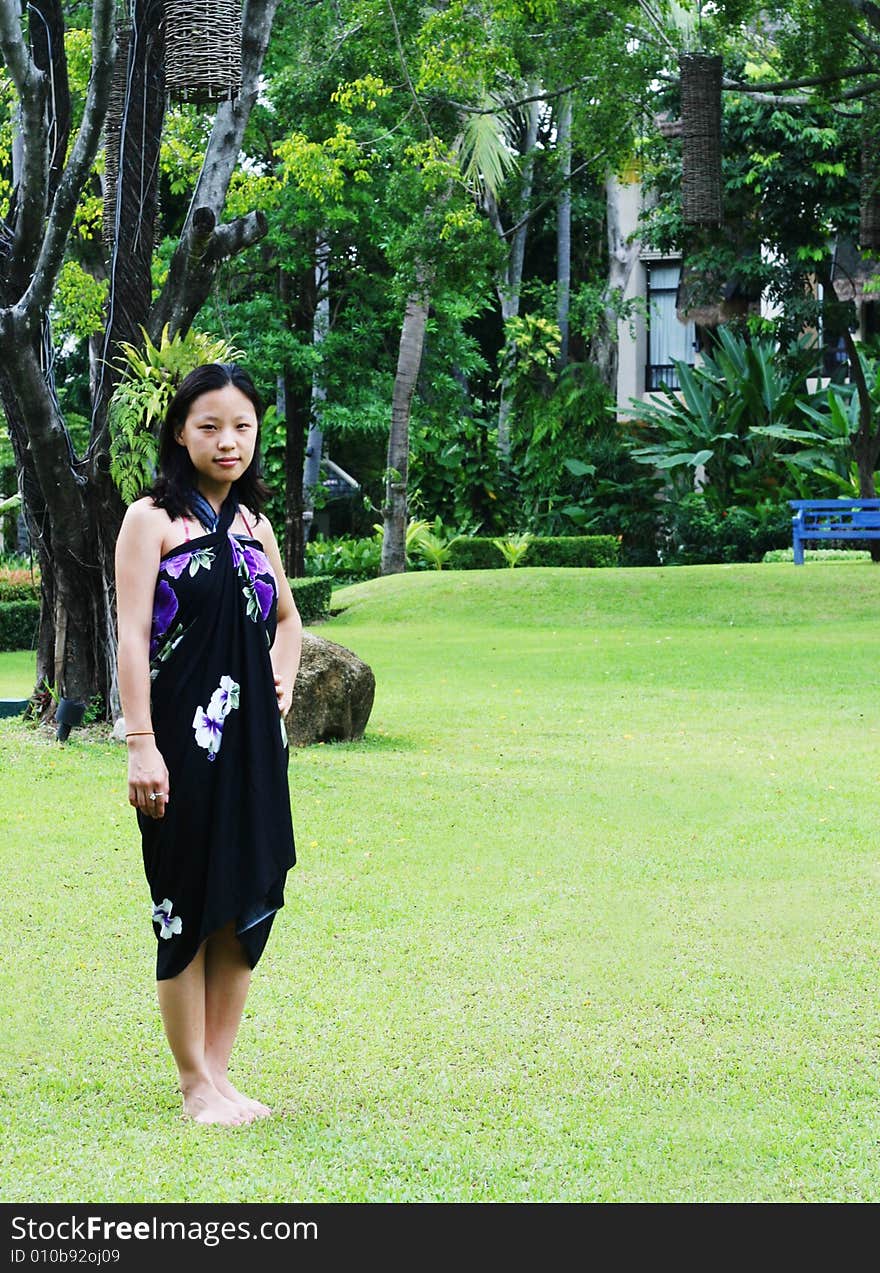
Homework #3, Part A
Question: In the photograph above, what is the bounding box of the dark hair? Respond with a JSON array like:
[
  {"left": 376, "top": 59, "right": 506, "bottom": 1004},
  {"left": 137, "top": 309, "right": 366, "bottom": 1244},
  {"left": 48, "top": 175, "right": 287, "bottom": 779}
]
[{"left": 150, "top": 363, "right": 271, "bottom": 520}]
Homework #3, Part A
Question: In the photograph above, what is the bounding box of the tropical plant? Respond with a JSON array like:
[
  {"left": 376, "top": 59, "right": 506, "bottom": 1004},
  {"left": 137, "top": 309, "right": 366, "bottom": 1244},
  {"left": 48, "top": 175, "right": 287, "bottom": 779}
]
[
  {"left": 785, "top": 354, "right": 880, "bottom": 495},
  {"left": 108, "top": 326, "right": 244, "bottom": 505},
  {"left": 304, "top": 535, "right": 381, "bottom": 582},
  {"left": 492, "top": 533, "right": 533, "bottom": 567},
  {"left": 624, "top": 328, "right": 823, "bottom": 511},
  {"left": 408, "top": 517, "right": 461, "bottom": 570}
]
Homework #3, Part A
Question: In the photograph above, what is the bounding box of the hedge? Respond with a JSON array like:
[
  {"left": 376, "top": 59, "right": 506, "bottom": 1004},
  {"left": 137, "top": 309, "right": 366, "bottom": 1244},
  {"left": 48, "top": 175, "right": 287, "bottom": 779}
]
[
  {"left": 0, "top": 580, "right": 39, "bottom": 604},
  {"left": 290, "top": 574, "right": 333, "bottom": 624},
  {"left": 0, "top": 599, "right": 39, "bottom": 651},
  {"left": 448, "top": 535, "right": 620, "bottom": 570}
]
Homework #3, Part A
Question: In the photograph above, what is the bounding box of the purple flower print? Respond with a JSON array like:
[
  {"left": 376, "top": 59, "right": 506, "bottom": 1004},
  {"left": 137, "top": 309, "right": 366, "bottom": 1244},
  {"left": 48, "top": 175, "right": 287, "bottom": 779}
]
[
  {"left": 193, "top": 675, "right": 240, "bottom": 761},
  {"left": 229, "top": 537, "right": 272, "bottom": 580},
  {"left": 163, "top": 547, "right": 214, "bottom": 579},
  {"left": 230, "top": 536, "right": 276, "bottom": 622},
  {"left": 253, "top": 577, "right": 274, "bottom": 621},
  {"left": 152, "top": 898, "right": 182, "bottom": 939},
  {"left": 242, "top": 542, "right": 273, "bottom": 581},
  {"left": 150, "top": 580, "right": 179, "bottom": 657}
]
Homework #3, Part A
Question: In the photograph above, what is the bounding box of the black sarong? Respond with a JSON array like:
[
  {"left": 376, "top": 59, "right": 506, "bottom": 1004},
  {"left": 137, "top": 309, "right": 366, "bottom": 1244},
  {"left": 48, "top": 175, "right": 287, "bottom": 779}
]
[{"left": 138, "top": 493, "right": 296, "bottom": 980}]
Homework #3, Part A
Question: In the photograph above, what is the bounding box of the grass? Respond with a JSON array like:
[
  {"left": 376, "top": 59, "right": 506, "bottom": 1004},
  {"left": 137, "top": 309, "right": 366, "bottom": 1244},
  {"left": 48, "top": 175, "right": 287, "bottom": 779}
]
[
  {"left": 1, "top": 562, "right": 879, "bottom": 1202},
  {"left": 0, "top": 649, "right": 36, "bottom": 697}
]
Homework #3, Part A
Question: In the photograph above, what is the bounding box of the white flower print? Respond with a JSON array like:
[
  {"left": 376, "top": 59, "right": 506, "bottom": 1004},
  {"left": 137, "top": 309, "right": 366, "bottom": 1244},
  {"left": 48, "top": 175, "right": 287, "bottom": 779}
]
[
  {"left": 208, "top": 674, "right": 240, "bottom": 721},
  {"left": 192, "top": 675, "right": 240, "bottom": 761},
  {"left": 152, "top": 898, "right": 183, "bottom": 939}
]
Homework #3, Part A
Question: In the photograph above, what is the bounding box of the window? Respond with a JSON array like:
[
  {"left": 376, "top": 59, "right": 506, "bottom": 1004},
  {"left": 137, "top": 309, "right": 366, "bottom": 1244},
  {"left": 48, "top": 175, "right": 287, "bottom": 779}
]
[{"left": 646, "top": 262, "right": 696, "bottom": 391}]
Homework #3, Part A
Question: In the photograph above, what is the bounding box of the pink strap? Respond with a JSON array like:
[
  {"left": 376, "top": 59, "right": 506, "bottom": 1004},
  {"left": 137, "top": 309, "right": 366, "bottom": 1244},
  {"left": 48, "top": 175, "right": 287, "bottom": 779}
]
[
  {"left": 239, "top": 508, "right": 254, "bottom": 536},
  {"left": 182, "top": 517, "right": 191, "bottom": 541}
]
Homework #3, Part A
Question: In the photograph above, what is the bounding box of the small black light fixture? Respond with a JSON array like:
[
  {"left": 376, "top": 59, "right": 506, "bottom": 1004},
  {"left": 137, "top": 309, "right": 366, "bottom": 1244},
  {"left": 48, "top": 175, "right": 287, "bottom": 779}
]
[{"left": 56, "top": 697, "right": 87, "bottom": 742}]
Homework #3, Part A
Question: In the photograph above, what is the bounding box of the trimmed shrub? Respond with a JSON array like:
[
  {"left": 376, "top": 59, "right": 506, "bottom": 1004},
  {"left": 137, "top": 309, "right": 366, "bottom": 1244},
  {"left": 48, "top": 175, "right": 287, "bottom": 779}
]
[
  {"left": 762, "top": 547, "right": 872, "bottom": 563},
  {"left": 0, "top": 571, "right": 39, "bottom": 603},
  {"left": 290, "top": 575, "right": 333, "bottom": 624},
  {"left": 448, "top": 535, "right": 620, "bottom": 570},
  {"left": 0, "top": 599, "right": 39, "bottom": 651},
  {"left": 527, "top": 536, "right": 620, "bottom": 568},
  {"left": 447, "top": 537, "right": 502, "bottom": 570}
]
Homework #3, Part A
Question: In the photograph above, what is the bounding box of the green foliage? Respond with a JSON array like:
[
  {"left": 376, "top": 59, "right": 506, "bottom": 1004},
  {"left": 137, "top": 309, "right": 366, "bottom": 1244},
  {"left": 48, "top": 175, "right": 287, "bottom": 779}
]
[
  {"left": 52, "top": 262, "right": 108, "bottom": 341},
  {"left": 625, "top": 328, "right": 824, "bottom": 511},
  {"left": 409, "top": 518, "right": 460, "bottom": 570},
  {"left": 108, "top": 326, "right": 244, "bottom": 505},
  {"left": 560, "top": 431, "right": 666, "bottom": 566},
  {"left": 0, "top": 575, "right": 39, "bottom": 603},
  {"left": 505, "top": 358, "right": 620, "bottom": 535},
  {"left": 640, "top": 89, "right": 860, "bottom": 344},
  {"left": 762, "top": 547, "right": 872, "bottom": 562},
  {"left": 491, "top": 532, "right": 533, "bottom": 567},
  {"left": 666, "top": 493, "right": 792, "bottom": 564},
  {"left": 792, "top": 352, "right": 880, "bottom": 494},
  {"left": 289, "top": 575, "right": 333, "bottom": 623},
  {"left": 0, "top": 600, "right": 39, "bottom": 651},
  {"left": 305, "top": 535, "right": 382, "bottom": 583},
  {"left": 448, "top": 534, "right": 619, "bottom": 569}
]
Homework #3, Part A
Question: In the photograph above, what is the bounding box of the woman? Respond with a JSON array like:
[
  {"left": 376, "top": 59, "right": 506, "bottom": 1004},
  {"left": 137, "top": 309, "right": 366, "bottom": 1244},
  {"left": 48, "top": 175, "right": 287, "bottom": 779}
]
[{"left": 115, "top": 363, "right": 301, "bottom": 1126}]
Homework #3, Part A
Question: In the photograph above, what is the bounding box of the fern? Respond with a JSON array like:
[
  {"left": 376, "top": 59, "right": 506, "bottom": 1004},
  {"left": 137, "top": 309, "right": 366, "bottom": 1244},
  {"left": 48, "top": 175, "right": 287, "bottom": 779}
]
[{"left": 108, "top": 325, "right": 244, "bottom": 504}]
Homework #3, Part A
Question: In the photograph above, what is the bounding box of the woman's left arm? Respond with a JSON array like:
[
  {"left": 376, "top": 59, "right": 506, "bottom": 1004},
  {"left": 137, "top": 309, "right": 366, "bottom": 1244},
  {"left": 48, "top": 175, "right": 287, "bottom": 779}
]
[{"left": 256, "top": 516, "right": 303, "bottom": 716}]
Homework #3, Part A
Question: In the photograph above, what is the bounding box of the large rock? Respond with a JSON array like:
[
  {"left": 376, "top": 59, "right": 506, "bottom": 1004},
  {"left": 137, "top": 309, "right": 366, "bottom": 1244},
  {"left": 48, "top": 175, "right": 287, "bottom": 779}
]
[{"left": 286, "top": 631, "right": 375, "bottom": 747}]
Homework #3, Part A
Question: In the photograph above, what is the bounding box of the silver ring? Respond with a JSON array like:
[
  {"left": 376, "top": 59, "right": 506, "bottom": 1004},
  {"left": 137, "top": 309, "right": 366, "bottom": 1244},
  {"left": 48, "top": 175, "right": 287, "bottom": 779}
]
[{"left": 149, "top": 792, "right": 159, "bottom": 801}]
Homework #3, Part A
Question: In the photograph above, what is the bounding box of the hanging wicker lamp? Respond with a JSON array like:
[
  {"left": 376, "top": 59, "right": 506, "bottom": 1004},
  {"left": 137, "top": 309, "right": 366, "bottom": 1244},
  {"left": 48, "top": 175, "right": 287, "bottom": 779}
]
[
  {"left": 860, "top": 99, "right": 880, "bottom": 251},
  {"left": 102, "top": 24, "right": 130, "bottom": 246},
  {"left": 679, "top": 53, "right": 723, "bottom": 226},
  {"left": 164, "top": 0, "right": 242, "bottom": 104}
]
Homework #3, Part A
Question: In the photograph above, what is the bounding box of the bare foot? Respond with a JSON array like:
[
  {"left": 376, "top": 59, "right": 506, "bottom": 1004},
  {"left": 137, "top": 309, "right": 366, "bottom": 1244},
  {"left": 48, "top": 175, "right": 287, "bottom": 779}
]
[
  {"left": 181, "top": 1079, "right": 255, "bottom": 1126},
  {"left": 211, "top": 1072, "right": 273, "bottom": 1119}
]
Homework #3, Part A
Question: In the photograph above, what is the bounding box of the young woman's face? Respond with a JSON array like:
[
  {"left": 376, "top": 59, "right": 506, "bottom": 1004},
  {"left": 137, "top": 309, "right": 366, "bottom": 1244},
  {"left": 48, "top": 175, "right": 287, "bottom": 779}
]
[{"left": 176, "top": 384, "right": 259, "bottom": 485}]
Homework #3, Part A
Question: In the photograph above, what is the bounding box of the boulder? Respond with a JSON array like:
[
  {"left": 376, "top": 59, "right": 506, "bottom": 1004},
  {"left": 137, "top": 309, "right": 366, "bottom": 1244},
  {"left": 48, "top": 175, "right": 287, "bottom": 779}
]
[{"left": 286, "top": 631, "right": 375, "bottom": 747}]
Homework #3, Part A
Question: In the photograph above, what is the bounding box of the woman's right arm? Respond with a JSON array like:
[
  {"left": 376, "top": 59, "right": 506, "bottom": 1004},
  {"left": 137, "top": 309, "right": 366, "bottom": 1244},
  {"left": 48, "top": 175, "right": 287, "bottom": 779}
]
[{"left": 115, "top": 501, "right": 170, "bottom": 821}]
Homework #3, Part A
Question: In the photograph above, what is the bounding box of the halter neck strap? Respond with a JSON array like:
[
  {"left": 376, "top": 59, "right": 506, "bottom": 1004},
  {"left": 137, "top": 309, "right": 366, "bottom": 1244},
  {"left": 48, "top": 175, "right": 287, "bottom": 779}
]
[{"left": 188, "top": 489, "right": 238, "bottom": 534}]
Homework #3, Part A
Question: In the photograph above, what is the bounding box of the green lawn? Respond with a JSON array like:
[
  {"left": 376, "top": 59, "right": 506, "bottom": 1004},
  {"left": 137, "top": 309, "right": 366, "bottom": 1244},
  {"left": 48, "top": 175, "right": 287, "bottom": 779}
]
[
  {"left": 0, "top": 649, "right": 36, "bottom": 697},
  {"left": 1, "top": 562, "right": 878, "bottom": 1202}
]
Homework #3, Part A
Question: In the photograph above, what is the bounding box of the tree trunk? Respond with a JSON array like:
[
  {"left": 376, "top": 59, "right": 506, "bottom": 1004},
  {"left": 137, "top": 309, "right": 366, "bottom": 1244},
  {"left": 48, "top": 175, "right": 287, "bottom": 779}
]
[
  {"left": 0, "top": 0, "right": 281, "bottom": 719},
  {"left": 556, "top": 93, "right": 572, "bottom": 368},
  {"left": 593, "top": 171, "right": 639, "bottom": 393},
  {"left": 281, "top": 371, "right": 308, "bottom": 578},
  {"left": 381, "top": 288, "right": 430, "bottom": 575},
  {"left": 491, "top": 90, "right": 542, "bottom": 459},
  {"left": 0, "top": 321, "right": 112, "bottom": 707},
  {"left": 303, "top": 232, "right": 330, "bottom": 542}
]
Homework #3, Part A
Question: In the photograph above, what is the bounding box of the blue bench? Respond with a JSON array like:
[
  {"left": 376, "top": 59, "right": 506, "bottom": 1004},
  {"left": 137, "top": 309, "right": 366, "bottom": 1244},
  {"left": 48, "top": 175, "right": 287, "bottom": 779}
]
[{"left": 789, "top": 499, "right": 880, "bottom": 564}]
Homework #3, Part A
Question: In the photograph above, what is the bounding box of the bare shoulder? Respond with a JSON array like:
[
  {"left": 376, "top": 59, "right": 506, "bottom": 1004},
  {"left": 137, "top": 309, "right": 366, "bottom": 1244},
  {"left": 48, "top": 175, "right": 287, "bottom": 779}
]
[
  {"left": 117, "top": 498, "right": 169, "bottom": 559},
  {"left": 247, "top": 507, "right": 279, "bottom": 550},
  {"left": 122, "top": 496, "right": 170, "bottom": 530}
]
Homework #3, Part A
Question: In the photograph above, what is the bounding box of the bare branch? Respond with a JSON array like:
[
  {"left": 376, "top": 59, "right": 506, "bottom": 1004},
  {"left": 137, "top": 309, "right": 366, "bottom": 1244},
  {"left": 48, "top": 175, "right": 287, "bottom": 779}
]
[
  {"left": 0, "top": 0, "right": 34, "bottom": 90},
  {"left": 0, "top": 0, "right": 48, "bottom": 280},
  {"left": 848, "top": 0, "right": 880, "bottom": 33},
  {"left": 148, "top": 210, "right": 269, "bottom": 340},
  {"left": 385, "top": 0, "right": 433, "bottom": 138},
  {"left": 720, "top": 65, "right": 875, "bottom": 94},
  {"left": 14, "top": 0, "right": 116, "bottom": 321},
  {"left": 448, "top": 77, "right": 602, "bottom": 115},
  {"left": 210, "top": 211, "right": 269, "bottom": 260},
  {"left": 850, "top": 25, "right": 880, "bottom": 55},
  {"left": 30, "top": 1, "right": 72, "bottom": 203}
]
